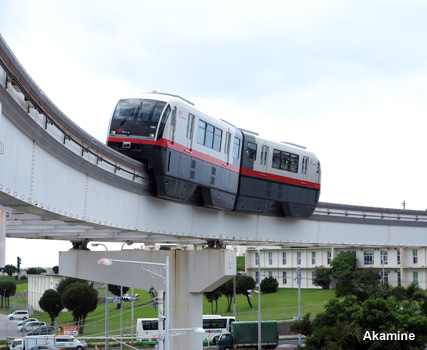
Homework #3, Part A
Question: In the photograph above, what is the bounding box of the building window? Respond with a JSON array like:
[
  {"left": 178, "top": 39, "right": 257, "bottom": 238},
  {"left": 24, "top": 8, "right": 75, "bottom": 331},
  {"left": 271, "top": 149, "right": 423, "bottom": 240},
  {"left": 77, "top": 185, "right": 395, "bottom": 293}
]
[
  {"left": 268, "top": 252, "right": 273, "bottom": 265},
  {"left": 381, "top": 271, "right": 389, "bottom": 283},
  {"left": 381, "top": 250, "right": 388, "bottom": 265},
  {"left": 269, "top": 271, "right": 273, "bottom": 278},
  {"left": 364, "top": 251, "right": 374, "bottom": 265},
  {"left": 397, "top": 250, "right": 401, "bottom": 265},
  {"left": 282, "top": 271, "right": 287, "bottom": 285},
  {"left": 413, "top": 271, "right": 418, "bottom": 284},
  {"left": 312, "top": 251, "right": 316, "bottom": 265},
  {"left": 297, "top": 252, "right": 301, "bottom": 265},
  {"left": 255, "top": 251, "right": 259, "bottom": 266},
  {"left": 327, "top": 251, "right": 332, "bottom": 265},
  {"left": 413, "top": 249, "right": 418, "bottom": 264},
  {"left": 282, "top": 252, "right": 287, "bottom": 265},
  {"left": 397, "top": 271, "right": 401, "bottom": 286},
  {"left": 255, "top": 271, "right": 259, "bottom": 284}
]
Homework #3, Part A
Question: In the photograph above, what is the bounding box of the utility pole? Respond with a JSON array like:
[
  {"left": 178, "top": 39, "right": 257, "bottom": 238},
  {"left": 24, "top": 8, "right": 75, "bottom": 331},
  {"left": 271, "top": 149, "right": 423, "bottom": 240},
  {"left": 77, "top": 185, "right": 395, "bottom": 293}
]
[
  {"left": 294, "top": 265, "right": 302, "bottom": 346},
  {"left": 257, "top": 248, "right": 261, "bottom": 350}
]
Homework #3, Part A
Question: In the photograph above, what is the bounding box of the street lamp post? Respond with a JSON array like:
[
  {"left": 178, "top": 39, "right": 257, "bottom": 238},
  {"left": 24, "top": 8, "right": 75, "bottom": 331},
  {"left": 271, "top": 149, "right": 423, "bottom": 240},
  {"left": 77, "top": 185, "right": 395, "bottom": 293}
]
[
  {"left": 294, "top": 265, "right": 302, "bottom": 346},
  {"left": 257, "top": 248, "right": 261, "bottom": 350},
  {"left": 98, "top": 256, "right": 170, "bottom": 350},
  {"left": 119, "top": 242, "right": 132, "bottom": 350},
  {"left": 91, "top": 243, "right": 109, "bottom": 350}
]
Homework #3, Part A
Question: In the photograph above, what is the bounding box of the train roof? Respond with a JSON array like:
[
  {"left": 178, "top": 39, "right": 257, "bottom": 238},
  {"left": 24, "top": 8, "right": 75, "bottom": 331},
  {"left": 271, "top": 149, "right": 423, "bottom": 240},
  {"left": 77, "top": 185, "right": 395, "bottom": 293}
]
[{"left": 119, "top": 91, "right": 195, "bottom": 106}]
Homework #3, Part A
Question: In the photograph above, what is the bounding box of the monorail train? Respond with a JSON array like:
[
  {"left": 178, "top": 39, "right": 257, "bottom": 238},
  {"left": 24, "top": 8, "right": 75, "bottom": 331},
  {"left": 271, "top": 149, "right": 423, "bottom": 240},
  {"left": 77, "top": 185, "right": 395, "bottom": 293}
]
[{"left": 106, "top": 92, "right": 321, "bottom": 218}]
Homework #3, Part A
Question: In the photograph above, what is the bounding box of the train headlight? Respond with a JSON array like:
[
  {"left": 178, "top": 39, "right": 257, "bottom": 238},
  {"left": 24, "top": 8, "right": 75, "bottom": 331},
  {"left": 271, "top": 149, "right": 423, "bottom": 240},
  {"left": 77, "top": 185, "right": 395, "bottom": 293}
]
[{"left": 111, "top": 131, "right": 116, "bottom": 135}]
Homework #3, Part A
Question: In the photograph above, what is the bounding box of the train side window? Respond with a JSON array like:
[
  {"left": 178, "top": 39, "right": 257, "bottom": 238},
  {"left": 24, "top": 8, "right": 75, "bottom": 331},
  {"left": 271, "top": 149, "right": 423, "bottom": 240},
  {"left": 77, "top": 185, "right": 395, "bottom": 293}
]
[
  {"left": 272, "top": 149, "right": 281, "bottom": 169},
  {"left": 281, "top": 152, "right": 290, "bottom": 171},
  {"left": 197, "top": 120, "right": 206, "bottom": 145},
  {"left": 246, "top": 142, "right": 257, "bottom": 160},
  {"left": 213, "top": 128, "right": 222, "bottom": 151},
  {"left": 291, "top": 154, "right": 299, "bottom": 173},
  {"left": 205, "top": 124, "right": 214, "bottom": 148},
  {"left": 233, "top": 137, "right": 241, "bottom": 159}
]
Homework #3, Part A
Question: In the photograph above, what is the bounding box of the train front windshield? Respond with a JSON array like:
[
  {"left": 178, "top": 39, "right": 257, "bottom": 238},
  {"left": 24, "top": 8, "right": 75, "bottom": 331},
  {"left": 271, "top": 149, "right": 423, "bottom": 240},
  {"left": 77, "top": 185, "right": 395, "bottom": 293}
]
[{"left": 110, "top": 99, "right": 169, "bottom": 139}]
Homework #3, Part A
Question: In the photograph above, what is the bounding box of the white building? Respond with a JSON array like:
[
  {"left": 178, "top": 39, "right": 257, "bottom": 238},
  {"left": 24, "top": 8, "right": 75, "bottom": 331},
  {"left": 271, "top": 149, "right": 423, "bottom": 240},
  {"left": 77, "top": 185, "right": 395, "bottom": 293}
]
[
  {"left": 27, "top": 274, "right": 64, "bottom": 312},
  {"left": 245, "top": 246, "right": 427, "bottom": 289}
]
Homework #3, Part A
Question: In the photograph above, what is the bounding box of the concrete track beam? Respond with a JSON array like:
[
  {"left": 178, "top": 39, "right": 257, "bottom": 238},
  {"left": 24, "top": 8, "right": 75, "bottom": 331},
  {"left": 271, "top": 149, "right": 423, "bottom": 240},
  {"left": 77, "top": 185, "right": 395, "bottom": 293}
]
[
  {"left": 0, "top": 207, "right": 5, "bottom": 267},
  {"left": 59, "top": 249, "right": 236, "bottom": 350}
]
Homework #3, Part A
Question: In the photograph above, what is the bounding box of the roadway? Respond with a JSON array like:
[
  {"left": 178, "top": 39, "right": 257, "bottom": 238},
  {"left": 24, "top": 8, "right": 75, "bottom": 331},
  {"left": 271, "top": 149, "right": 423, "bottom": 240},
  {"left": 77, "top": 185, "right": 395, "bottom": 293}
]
[{"left": 0, "top": 312, "right": 24, "bottom": 341}]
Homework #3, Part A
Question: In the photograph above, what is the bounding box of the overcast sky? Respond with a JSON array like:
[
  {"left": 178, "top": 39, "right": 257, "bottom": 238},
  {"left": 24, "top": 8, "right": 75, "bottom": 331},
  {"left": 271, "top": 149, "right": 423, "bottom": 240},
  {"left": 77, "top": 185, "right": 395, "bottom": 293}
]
[{"left": 2, "top": 0, "right": 427, "bottom": 268}]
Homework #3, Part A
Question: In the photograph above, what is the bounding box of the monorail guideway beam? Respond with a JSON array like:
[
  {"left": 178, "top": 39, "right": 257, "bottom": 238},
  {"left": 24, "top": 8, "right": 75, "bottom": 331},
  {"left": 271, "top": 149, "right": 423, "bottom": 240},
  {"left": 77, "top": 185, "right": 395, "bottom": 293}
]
[
  {"left": 59, "top": 249, "right": 236, "bottom": 350},
  {"left": 0, "top": 207, "right": 5, "bottom": 267}
]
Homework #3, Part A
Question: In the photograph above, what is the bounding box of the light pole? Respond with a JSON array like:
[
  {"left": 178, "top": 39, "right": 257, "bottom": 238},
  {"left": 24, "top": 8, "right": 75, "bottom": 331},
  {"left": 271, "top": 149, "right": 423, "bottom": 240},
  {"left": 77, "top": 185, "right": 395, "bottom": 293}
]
[
  {"left": 98, "top": 256, "right": 170, "bottom": 350},
  {"left": 119, "top": 242, "right": 132, "bottom": 350},
  {"left": 91, "top": 243, "right": 109, "bottom": 350},
  {"left": 257, "top": 248, "right": 261, "bottom": 350},
  {"left": 294, "top": 265, "right": 302, "bottom": 346}
]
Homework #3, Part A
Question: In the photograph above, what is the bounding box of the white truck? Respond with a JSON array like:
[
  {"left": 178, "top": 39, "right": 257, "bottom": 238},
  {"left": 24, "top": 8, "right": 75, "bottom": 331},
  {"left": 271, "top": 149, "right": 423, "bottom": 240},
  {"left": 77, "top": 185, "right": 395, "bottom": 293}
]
[{"left": 10, "top": 336, "right": 86, "bottom": 350}]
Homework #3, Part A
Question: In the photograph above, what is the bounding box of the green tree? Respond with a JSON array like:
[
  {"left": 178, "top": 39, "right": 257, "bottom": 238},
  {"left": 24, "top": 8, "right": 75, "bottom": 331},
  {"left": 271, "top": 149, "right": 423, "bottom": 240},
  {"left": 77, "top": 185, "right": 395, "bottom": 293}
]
[
  {"left": 0, "top": 281, "right": 17, "bottom": 308},
  {"left": 17, "top": 257, "right": 22, "bottom": 274},
  {"left": 56, "top": 277, "right": 88, "bottom": 294},
  {"left": 236, "top": 275, "right": 256, "bottom": 308},
  {"left": 26, "top": 267, "right": 46, "bottom": 275},
  {"left": 303, "top": 296, "right": 427, "bottom": 350},
  {"left": 260, "top": 276, "right": 278, "bottom": 293},
  {"left": 204, "top": 287, "right": 222, "bottom": 314},
  {"left": 2, "top": 264, "right": 18, "bottom": 276},
  {"left": 392, "top": 282, "right": 427, "bottom": 305},
  {"left": 313, "top": 266, "right": 332, "bottom": 289},
  {"left": 62, "top": 282, "right": 98, "bottom": 334},
  {"left": 52, "top": 266, "right": 59, "bottom": 274},
  {"left": 219, "top": 278, "right": 235, "bottom": 313},
  {"left": 289, "top": 312, "right": 314, "bottom": 337},
  {"left": 39, "top": 289, "right": 63, "bottom": 325},
  {"left": 330, "top": 252, "right": 357, "bottom": 298}
]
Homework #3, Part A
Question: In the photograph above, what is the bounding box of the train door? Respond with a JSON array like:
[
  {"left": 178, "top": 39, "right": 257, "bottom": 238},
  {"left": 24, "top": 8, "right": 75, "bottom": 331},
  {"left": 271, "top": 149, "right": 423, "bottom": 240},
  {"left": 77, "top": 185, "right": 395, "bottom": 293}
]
[
  {"left": 302, "top": 156, "right": 309, "bottom": 181},
  {"left": 260, "top": 143, "right": 269, "bottom": 173},
  {"left": 223, "top": 131, "right": 232, "bottom": 165},
  {"left": 186, "top": 113, "right": 195, "bottom": 150}
]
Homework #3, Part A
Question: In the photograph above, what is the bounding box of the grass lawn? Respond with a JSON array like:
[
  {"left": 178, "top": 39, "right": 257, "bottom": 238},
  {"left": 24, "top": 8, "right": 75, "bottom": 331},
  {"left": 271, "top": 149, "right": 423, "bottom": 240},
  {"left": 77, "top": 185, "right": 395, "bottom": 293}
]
[{"left": 3, "top": 278, "right": 336, "bottom": 337}]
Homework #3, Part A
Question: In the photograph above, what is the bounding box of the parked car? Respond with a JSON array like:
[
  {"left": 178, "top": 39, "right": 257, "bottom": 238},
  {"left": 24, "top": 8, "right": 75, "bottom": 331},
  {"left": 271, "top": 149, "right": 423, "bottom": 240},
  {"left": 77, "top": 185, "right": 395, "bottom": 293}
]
[
  {"left": 17, "top": 318, "right": 38, "bottom": 328},
  {"left": 26, "top": 326, "right": 55, "bottom": 335},
  {"left": 22, "top": 321, "right": 47, "bottom": 333},
  {"left": 30, "top": 346, "right": 57, "bottom": 350},
  {"left": 8, "top": 310, "right": 29, "bottom": 320}
]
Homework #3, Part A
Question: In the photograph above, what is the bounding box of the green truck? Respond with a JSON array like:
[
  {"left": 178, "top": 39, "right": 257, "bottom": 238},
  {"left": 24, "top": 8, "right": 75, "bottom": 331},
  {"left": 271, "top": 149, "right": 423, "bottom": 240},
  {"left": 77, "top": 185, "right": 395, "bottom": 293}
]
[{"left": 215, "top": 321, "right": 278, "bottom": 350}]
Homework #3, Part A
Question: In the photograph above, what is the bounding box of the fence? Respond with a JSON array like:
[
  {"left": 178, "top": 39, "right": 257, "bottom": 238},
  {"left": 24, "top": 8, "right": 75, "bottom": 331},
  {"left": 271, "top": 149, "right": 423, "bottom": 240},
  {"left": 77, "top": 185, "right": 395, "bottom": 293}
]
[{"left": 229, "top": 301, "right": 328, "bottom": 322}]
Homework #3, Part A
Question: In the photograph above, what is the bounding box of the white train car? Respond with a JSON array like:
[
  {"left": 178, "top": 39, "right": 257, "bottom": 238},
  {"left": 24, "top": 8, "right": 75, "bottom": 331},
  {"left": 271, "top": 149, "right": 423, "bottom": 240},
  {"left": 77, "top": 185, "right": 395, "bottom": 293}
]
[{"left": 107, "top": 92, "right": 320, "bottom": 217}]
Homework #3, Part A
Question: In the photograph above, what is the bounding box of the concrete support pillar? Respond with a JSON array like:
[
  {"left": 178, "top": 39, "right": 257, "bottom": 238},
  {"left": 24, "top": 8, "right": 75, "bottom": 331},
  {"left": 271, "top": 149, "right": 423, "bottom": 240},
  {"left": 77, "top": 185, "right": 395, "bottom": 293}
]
[
  {"left": 59, "top": 249, "right": 235, "bottom": 350},
  {"left": 0, "top": 207, "right": 6, "bottom": 267}
]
